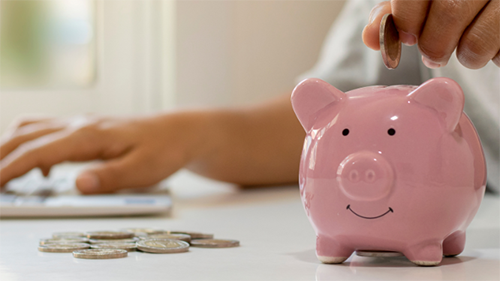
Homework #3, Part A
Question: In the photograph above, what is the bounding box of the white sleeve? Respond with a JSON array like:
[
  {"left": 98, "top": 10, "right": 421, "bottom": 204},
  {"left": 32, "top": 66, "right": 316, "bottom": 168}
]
[{"left": 434, "top": 58, "right": 500, "bottom": 193}]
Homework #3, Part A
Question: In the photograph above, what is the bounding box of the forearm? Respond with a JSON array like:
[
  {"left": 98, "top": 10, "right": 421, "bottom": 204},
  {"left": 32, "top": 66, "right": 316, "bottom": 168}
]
[
  {"left": 187, "top": 93, "right": 305, "bottom": 186},
  {"left": 0, "top": 95, "right": 304, "bottom": 193}
]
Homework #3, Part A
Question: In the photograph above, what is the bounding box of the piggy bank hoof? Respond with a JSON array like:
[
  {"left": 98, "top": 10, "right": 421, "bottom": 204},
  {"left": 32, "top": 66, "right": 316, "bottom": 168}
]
[
  {"left": 317, "top": 256, "right": 348, "bottom": 264},
  {"left": 411, "top": 260, "right": 440, "bottom": 266}
]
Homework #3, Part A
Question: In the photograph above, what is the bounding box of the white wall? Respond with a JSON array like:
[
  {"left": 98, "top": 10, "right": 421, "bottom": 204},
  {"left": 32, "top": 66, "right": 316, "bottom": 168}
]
[
  {"left": 0, "top": 0, "right": 346, "bottom": 133},
  {"left": 175, "top": 0, "right": 346, "bottom": 107}
]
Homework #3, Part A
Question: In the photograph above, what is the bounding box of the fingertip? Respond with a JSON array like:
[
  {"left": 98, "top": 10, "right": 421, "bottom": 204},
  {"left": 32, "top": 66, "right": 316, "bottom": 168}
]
[
  {"left": 421, "top": 56, "right": 442, "bottom": 69},
  {"left": 363, "top": 1, "right": 391, "bottom": 51},
  {"left": 399, "top": 30, "right": 417, "bottom": 46},
  {"left": 40, "top": 166, "right": 51, "bottom": 177},
  {"left": 362, "top": 24, "right": 381, "bottom": 51},
  {"left": 76, "top": 171, "right": 101, "bottom": 194}
]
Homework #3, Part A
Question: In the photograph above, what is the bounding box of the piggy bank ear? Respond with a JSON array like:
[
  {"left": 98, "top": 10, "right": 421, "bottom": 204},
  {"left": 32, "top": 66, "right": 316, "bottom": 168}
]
[
  {"left": 291, "top": 78, "right": 346, "bottom": 132},
  {"left": 408, "top": 77, "right": 464, "bottom": 132}
]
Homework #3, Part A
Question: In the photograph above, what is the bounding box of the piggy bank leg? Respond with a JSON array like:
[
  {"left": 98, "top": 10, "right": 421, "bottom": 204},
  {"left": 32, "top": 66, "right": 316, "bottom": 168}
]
[
  {"left": 404, "top": 241, "right": 443, "bottom": 266},
  {"left": 443, "top": 231, "right": 465, "bottom": 257},
  {"left": 316, "top": 235, "right": 353, "bottom": 264}
]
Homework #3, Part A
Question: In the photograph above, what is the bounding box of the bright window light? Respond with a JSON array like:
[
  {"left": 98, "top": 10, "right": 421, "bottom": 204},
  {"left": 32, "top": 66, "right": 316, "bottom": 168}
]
[{"left": 0, "top": 0, "right": 96, "bottom": 89}]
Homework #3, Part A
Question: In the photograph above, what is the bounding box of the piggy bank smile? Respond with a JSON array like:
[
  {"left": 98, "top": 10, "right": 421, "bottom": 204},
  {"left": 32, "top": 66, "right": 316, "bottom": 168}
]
[{"left": 346, "top": 204, "right": 393, "bottom": 219}]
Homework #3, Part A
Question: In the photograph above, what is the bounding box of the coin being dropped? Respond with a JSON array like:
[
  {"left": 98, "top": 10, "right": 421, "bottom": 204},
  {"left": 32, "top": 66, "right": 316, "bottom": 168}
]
[
  {"left": 85, "top": 231, "right": 135, "bottom": 239},
  {"left": 137, "top": 239, "right": 189, "bottom": 254},
  {"left": 379, "top": 13, "right": 401, "bottom": 69},
  {"left": 91, "top": 243, "right": 137, "bottom": 252},
  {"left": 89, "top": 238, "right": 139, "bottom": 244},
  {"left": 40, "top": 237, "right": 89, "bottom": 245},
  {"left": 52, "top": 232, "right": 85, "bottom": 238},
  {"left": 356, "top": 250, "right": 404, "bottom": 258},
  {"left": 190, "top": 239, "right": 239, "bottom": 248},
  {"left": 38, "top": 243, "right": 90, "bottom": 253},
  {"left": 145, "top": 233, "right": 191, "bottom": 243},
  {"left": 73, "top": 249, "right": 128, "bottom": 259}
]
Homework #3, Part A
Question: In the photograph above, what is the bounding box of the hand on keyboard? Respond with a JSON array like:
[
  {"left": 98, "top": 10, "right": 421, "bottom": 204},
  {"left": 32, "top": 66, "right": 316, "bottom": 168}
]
[{"left": 0, "top": 113, "right": 216, "bottom": 194}]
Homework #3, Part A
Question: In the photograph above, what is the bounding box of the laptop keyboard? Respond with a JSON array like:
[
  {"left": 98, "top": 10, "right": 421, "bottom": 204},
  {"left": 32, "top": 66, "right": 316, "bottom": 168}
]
[
  {"left": 1, "top": 168, "right": 76, "bottom": 205},
  {"left": 0, "top": 165, "right": 172, "bottom": 217}
]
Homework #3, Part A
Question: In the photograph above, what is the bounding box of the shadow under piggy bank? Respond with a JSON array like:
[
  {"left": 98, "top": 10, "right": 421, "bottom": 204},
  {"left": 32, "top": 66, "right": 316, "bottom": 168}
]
[
  {"left": 314, "top": 254, "right": 480, "bottom": 281},
  {"left": 290, "top": 228, "right": 500, "bottom": 280}
]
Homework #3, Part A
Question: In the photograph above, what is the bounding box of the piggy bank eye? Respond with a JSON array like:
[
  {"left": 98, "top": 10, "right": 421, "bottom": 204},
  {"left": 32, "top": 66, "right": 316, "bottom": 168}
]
[
  {"left": 387, "top": 128, "right": 396, "bottom": 136},
  {"left": 342, "top": 128, "right": 349, "bottom": 136}
]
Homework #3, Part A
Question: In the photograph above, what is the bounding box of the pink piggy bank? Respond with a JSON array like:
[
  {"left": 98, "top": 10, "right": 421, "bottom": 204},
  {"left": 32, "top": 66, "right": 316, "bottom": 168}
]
[{"left": 291, "top": 77, "right": 486, "bottom": 266}]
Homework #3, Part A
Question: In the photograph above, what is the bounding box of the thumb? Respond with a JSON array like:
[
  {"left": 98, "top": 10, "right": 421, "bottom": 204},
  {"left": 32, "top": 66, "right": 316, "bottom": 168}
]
[
  {"left": 362, "top": 1, "right": 392, "bottom": 51},
  {"left": 75, "top": 149, "right": 153, "bottom": 194}
]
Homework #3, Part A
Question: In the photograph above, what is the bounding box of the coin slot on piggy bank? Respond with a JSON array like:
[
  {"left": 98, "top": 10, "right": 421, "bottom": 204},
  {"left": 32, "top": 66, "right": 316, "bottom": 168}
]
[{"left": 291, "top": 77, "right": 486, "bottom": 266}]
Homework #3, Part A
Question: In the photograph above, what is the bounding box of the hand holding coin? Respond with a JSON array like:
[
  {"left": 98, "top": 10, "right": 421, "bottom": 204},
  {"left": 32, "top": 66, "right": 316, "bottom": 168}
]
[{"left": 363, "top": 0, "right": 500, "bottom": 69}]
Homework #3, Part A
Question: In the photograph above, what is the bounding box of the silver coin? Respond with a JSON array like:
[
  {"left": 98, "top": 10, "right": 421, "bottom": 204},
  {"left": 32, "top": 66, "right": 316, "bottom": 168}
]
[
  {"left": 38, "top": 243, "right": 90, "bottom": 253},
  {"left": 40, "top": 237, "right": 89, "bottom": 245},
  {"left": 85, "top": 231, "right": 135, "bottom": 239},
  {"left": 380, "top": 13, "right": 401, "bottom": 69},
  {"left": 190, "top": 239, "right": 239, "bottom": 248},
  {"left": 73, "top": 249, "right": 128, "bottom": 259},
  {"left": 137, "top": 239, "right": 189, "bottom": 253},
  {"left": 52, "top": 232, "right": 85, "bottom": 238},
  {"left": 168, "top": 231, "right": 213, "bottom": 239},
  {"left": 88, "top": 238, "right": 139, "bottom": 244},
  {"left": 121, "top": 228, "right": 166, "bottom": 235},
  {"left": 91, "top": 243, "right": 137, "bottom": 252},
  {"left": 356, "top": 250, "right": 404, "bottom": 257},
  {"left": 144, "top": 233, "right": 191, "bottom": 243}
]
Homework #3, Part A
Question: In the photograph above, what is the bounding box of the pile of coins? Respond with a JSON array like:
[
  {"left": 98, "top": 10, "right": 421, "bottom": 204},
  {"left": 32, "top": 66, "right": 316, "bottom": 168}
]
[{"left": 38, "top": 228, "right": 240, "bottom": 259}]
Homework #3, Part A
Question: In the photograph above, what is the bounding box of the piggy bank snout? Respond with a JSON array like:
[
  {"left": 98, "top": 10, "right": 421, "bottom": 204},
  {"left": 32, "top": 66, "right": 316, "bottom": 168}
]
[{"left": 337, "top": 152, "right": 394, "bottom": 201}]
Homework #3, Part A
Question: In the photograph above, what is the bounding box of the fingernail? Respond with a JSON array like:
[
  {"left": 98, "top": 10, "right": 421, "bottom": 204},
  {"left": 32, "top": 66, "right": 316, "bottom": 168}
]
[
  {"left": 368, "top": 1, "right": 390, "bottom": 26},
  {"left": 367, "top": 6, "right": 380, "bottom": 25},
  {"left": 368, "top": 12, "right": 376, "bottom": 25},
  {"left": 76, "top": 172, "right": 100, "bottom": 192},
  {"left": 422, "top": 56, "right": 441, "bottom": 69},
  {"left": 399, "top": 31, "right": 416, "bottom": 46}
]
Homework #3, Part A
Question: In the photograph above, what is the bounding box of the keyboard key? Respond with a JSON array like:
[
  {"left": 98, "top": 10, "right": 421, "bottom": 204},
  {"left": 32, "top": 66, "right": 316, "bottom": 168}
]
[{"left": 0, "top": 194, "right": 17, "bottom": 205}]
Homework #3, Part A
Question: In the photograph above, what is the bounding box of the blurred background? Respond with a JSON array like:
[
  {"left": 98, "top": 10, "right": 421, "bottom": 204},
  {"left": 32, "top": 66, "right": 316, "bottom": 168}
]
[{"left": 0, "top": 0, "right": 346, "bottom": 134}]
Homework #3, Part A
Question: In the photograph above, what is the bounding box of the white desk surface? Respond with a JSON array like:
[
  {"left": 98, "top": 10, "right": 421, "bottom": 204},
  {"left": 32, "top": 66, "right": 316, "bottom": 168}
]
[{"left": 1, "top": 170, "right": 499, "bottom": 281}]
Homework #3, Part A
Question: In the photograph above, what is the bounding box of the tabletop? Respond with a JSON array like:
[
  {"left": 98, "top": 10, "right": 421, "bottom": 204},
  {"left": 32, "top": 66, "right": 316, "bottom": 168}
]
[{"left": 1, "top": 170, "right": 499, "bottom": 281}]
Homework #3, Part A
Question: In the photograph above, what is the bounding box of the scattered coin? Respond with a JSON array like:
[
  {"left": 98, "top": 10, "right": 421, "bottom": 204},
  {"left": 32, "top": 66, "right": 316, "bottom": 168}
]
[
  {"left": 144, "top": 233, "right": 191, "bottom": 243},
  {"left": 137, "top": 239, "right": 189, "bottom": 254},
  {"left": 91, "top": 243, "right": 137, "bottom": 252},
  {"left": 190, "top": 239, "right": 239, "bottom": 248},
  {"left": 39, "top": 229, "right": 237, "bottom": 260},
  {"left": 89, "top": 238, "right": 139, "bottom": 244},
  {"left": 40, "top": 238, "right": 89, "bottom": 245},
  {"left": 379, "top": 13, "right": 401, "bottom": 69},
  {"left": 52, "top": 232, "right": 85, "bottom": 238},
  {"left": 85, "top": 231, "right": 135, "bottom": 239},
  {"left": 168, "top": 231, "right": 213, "bottom": 239},
  {"left": 73, "top": 249, "right": 128, "bottom": 259},
  {"left": 38, "top": 243, "right": 90, "bottom": 253},
  {"left": 356, "top": 250, "right": 404, "bottom": 257},
  {"left": 121, "top": 228, "right": 165, "bottom": 235}
]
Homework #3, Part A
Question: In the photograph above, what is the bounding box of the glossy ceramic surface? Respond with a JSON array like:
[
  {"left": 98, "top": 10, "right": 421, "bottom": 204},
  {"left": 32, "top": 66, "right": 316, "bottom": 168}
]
[{"left": 291, "top": 77, "right": 486, "bottom": 266}]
